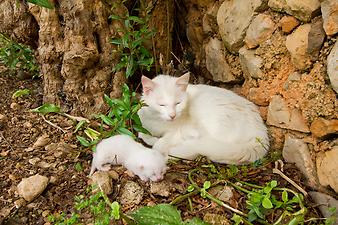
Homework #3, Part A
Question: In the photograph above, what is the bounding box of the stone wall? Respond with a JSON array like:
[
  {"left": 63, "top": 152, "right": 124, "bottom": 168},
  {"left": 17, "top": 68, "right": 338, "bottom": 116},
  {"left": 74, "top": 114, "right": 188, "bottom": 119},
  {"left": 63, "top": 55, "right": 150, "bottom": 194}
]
[{"left": 183, "top": 0, "right": 338, "bottom": 194}]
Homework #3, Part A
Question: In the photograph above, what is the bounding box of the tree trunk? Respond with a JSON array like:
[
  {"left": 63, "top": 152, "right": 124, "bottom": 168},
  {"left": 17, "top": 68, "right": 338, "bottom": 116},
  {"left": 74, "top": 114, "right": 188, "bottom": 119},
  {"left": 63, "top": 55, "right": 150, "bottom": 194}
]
[{"left": 27, "top": 0, "right": 127, "bottom": 116}]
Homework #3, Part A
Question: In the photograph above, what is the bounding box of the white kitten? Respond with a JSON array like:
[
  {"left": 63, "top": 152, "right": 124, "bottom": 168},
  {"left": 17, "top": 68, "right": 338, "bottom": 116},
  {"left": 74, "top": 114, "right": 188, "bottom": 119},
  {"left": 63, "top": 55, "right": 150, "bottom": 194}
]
[
  {"left": 138, "top": 73, "right": 269, "bottom": 164},
  {"left": 89, "top": 135, "right": 167, "bottom": 182}
]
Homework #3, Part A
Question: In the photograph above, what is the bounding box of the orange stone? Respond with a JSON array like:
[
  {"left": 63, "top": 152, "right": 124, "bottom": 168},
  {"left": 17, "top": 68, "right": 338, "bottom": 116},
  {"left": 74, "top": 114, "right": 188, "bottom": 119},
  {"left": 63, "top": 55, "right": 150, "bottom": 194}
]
[
  {"left": 310, "top": 118, "right": 338, "bottom": 138},
  {"left": 280, "top": 16, "right": 300, "bottom": 33}
]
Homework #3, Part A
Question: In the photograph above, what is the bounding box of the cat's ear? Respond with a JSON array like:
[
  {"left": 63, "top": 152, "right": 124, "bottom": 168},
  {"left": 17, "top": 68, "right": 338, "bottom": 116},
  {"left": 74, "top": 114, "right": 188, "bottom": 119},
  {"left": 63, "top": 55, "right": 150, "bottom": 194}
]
[
  {"left": 141, "top": 76, "right": 155, "bottom": 95},
  {"left": 176, "top": 72, "right": 190, "bottom": 91}
]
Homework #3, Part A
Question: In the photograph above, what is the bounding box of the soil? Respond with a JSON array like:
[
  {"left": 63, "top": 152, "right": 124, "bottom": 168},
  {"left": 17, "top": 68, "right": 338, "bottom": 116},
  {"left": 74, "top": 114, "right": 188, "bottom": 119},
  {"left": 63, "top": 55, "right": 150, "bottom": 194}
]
[{"left": 0, "top": 71, "right": 324, "bottom": 225}]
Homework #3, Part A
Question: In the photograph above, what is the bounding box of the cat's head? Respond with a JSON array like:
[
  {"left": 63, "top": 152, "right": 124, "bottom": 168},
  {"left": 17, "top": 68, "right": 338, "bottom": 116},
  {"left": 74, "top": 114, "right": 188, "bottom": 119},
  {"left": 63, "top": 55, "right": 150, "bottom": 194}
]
[{"left": 141, "top": 73, "right": 190, "bottom": 121}]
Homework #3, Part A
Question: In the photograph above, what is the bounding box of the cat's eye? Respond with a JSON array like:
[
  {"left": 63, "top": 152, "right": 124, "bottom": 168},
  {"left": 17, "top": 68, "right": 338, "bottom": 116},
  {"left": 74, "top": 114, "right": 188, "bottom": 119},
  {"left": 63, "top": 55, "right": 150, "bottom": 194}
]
[
  {"left": 159, "top": 104, "right": 166, "bottom": 107},
  {"left": 175, "top": 102, "right": 181, "bottom": 105}
]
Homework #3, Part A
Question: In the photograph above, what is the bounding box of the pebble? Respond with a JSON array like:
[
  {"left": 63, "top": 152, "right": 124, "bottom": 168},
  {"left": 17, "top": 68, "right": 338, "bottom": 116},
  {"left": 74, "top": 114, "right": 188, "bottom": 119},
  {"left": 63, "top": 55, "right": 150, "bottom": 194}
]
[{"left": 17, "top": 174, "right": 49, "bottom": 202}]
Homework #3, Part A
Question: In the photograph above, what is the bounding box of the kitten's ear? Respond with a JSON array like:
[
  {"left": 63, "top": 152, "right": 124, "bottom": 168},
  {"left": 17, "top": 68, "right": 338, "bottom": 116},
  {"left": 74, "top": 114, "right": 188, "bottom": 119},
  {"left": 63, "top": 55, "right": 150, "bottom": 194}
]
[
  {"left": 176, "top": 72, "right": 190, "bottom": 91},
  {"left": 141, "top": 76, "right": 155, "bottom": 95}
]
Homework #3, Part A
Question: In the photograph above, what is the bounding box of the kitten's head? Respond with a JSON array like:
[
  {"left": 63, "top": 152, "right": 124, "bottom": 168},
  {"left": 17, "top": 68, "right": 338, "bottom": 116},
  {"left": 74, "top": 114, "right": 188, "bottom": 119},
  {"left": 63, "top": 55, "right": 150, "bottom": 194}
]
[
  {"left": 141, "top": 73, "right": 190, "bottom": 121},
  {"left": 128, "top": 150, "right": 167, "bottom": 182}
]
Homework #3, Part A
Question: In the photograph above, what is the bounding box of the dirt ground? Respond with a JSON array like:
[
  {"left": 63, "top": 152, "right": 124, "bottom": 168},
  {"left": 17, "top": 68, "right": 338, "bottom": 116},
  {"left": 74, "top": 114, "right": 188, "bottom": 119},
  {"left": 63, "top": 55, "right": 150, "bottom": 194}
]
[{"left": 0, "top": 73, "right": 325, "bottom": 225}]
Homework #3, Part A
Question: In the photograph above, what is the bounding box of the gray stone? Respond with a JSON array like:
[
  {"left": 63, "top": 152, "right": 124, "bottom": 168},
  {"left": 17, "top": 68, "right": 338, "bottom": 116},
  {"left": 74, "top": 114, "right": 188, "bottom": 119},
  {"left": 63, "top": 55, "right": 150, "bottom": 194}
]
[
  {"left": 203, "top": 213, "right": 231, "bottom": 225},
  {"left": 309, "top": 191, "right": 338, "bottom": 221},
  {"left": 91, "top": 171, "right": 113, "bottom": 195},
  {"left": 267, "top": 95, "right": 310, "bottom": 132},
  {"left": 327, "top": 41, "right": 338, "bottom": 93},
  {"left": 208, "top": 185, "right": 234, "bottom": 203},
  {"left": 282, "top": 135, "right": 318, "bottom": 187},
  {"left": 150, "top": 181, "right": 171, "bottom": 197},
  {"left": 205, "top": 38, "right": 236, "bottom": 82},
  {"left": 17, "top": 174, "right": 49, "bottom": 202},
  {"left": 239, "top": 47, "right": 264, "bottom": 79},
  {"left": 321, "top": 0, "right": 338, "bottom": 36},
  {"left": 286, "top": 24, "right": 312, "bottom": 70},
  {"left": 307, "top": 18, "right": 326, "bottom": 61},
  {"left": 217, "top": 0, "right": 266, "bottom": 53},
  {"left": 245, "top": 14, "right": 275, "bottom": 48},
  {"left": 316, "top": 146, "right": 338, "bottom": 193},
  {"left": 268, "top": 0, "right": 320, "bottom": 22},
  {"left": 119, "top": 181, "right": 144, "bottom": 206}
]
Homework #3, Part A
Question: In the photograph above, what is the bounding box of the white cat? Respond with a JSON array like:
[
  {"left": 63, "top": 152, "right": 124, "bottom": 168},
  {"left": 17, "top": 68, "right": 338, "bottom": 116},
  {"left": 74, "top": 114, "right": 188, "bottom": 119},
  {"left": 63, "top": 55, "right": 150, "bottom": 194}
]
[
  {"left": 138, "top": 73, "right": 269, "bottom": 164},
  {"left": 89, "top": 135, "right": 167, "bottom": 182}
]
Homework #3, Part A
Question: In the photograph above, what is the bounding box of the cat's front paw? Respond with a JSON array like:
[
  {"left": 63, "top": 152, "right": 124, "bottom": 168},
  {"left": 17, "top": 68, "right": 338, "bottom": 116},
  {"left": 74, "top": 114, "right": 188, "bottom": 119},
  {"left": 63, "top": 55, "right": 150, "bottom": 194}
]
[{"left": 138, "top": 133, "right": 159, "bottom": 146}]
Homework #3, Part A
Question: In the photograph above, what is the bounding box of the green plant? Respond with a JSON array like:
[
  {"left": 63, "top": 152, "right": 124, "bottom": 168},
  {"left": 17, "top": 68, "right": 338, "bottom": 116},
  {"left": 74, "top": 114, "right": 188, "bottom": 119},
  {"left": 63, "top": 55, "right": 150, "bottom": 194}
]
[
  {"left": 27, "top": 0, "right": 54, "bottom": 9},
  {"left": 0, "top": 33, "right": 39, "bottom": 77},
  {"left": 12, "top": 89, "right": 31, "bottom": 99},
  {"left": 76, "top": 84, "right": 149, "bottom": 149},
  {"left": 110, "top": 12, "right": 154, "bottom": 78}
]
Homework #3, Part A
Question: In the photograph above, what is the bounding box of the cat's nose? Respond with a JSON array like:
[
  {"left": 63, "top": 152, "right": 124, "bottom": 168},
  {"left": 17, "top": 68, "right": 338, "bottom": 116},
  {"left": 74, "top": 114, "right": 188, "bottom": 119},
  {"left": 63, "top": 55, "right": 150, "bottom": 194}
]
[{"left": 169, "top": 114, "right": 176, "bottom": 120}]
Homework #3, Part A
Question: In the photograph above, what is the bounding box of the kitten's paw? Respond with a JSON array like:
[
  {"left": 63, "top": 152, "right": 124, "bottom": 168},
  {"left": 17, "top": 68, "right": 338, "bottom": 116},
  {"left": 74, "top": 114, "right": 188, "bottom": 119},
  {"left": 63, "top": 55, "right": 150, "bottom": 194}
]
[
  {"left": 99, "top": 165, "right": 111, "bottom": 172},
  {"left": 138, "top": 133, "right": 158, "bottom": 146}
]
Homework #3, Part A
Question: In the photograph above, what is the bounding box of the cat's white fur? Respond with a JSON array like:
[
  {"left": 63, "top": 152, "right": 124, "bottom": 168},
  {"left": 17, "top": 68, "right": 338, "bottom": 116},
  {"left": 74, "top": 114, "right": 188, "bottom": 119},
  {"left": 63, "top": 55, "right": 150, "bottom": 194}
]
[
  {"left": 138, "top": 73, "right": 269, "bottom": 164},
  {"left": 89, "top": 135, "right": 167, "bottom": 181}
]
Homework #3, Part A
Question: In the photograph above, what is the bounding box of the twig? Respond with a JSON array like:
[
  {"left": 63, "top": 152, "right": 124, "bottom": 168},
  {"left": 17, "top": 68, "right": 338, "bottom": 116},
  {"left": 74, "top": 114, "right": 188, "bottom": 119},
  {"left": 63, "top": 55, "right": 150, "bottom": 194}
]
[
  {"left": 41, "top": 115, "right": 66, "bottom": 133},
  {"left": 273, "top": 161, "right": 308, "bottom": 197},
  {"left": 62, "top": 113, "right": 90, "bottom": 123},
  {"left": 0, "top": 131, "right": 13, "bottom": 151}
]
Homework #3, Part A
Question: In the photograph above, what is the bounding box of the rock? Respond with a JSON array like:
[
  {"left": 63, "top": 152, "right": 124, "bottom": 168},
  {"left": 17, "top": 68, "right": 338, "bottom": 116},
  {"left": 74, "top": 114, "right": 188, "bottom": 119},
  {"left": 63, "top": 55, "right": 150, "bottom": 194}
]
[
  {"left": 217, "top": 0, "right": 267, "bottom": 53},
  {"left": 17, "top": 174, "right": 49, "bottom": 202},
  {"left": 33, "top": 134, "right": 51, "bottom": 148},
  {"left": 119, "top": 181, "right": 144, "bottom": 206},
  {"left": 282, "top": 135, "right": 318, "bottom": 187},
  {"left": 205, "top": 38, "right": 236, "bottom": 82},
  {"left": 203, "top": 213, "right": 231, "bottom": 225},
  {"left": 268, "top": 0, "right": 320, "bottom": 22},
  {"left": 267, "top": 95, "right": 310, "bottom": 132},
  {"left": 327, "top": 41, "right": 338, "bottom": 93},
  {"left": 245, "top": 14, "right": 275, "bottom": 48},
  {"left": 14, "top": 198, "right": 26, "bottom": 208},
  {"left": 285, "top": 24, "right": 312, "bottom": 70},
  {"left": 248, "top": 87, "right": 269, "bottom": 106},
  {"left": 150, "top": 181, "right": 171, "bottom": 197},
  {"left": 107, "top": 170, "right": 119, "bottom": 180},
  {"left": 307, "top": 18, "right": 326, "bottom": 61},
  {"left": 28, "top": 157, "right": 40, "bottom": 165},
  {"left": 321, "top": 0, "right": 338, "bottom": 36},
  {"left": 316, "top": 147, "right": 338, "bottom": 192},
  {"left": 90, "top": 171, "right": 113, "bottom": 195},
  {"left": 202, "top": 2, "right": 220, "bottom": 34},
  {"left": 310, "top": 118, "right": 338, "bottom": 138},
  {"left": 283, "top": 72, "right": 301, "bottom": 90},
  {"left": 0, "top": 114, "right": 7, "bottom": 123},
  {"left": 280, "top": 16, "right": 300, "bottom": 33},
  {"left": 309, "top": 191, "right": 338, "bottom": 219},
  {"left": 10, "top": 102, "right": 19, "bottom": 111},
  {"left": 208, "top": 185, "right": 234, "bottom": 203},
  {"left": 239, "top": 47, "right": 264, "bottom": 79}
]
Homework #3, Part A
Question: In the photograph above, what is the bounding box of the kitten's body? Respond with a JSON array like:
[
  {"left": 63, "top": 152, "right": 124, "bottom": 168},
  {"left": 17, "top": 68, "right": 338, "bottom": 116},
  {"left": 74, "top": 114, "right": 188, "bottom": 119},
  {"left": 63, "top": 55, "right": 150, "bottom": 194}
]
[
  {"left": 139, "top": 74, "right": 269, "bottom": 164},
  {"left": 89, "top": 135, "right": 167, "bottom": 181}
]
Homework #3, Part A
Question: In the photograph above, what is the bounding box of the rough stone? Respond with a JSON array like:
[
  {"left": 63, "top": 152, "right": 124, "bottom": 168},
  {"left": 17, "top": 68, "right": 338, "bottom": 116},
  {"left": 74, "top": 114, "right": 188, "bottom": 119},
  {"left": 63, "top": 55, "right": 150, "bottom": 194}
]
[
  {"left": 239, "top": 47, "right": 264, "bottom": 79},
  {"left": 327, "top": 41, "right": 338, "bottom": 93},
  {"left": 321, "top": 0, "right": 338, "bottom": 36},
  {"left": 280, "top": 16, "right": 300, "bottom": 33},
  {"left": 248, "top": 87, "right": 270, "bottom": 106},
  {"left": 267, "top": 95, "right": 310, "bottom": 132},
  {"left": 33, "top": 134, "right": 51, "bottom": 148},
  {"left": 268, "top": 0, "right": 320, "bottom": 22},
  {"left": 10, "top": 102, "right": 19, "bottom": 111},
  {"left": 208, "top": 185, "right": 234, "bottom": 203},
  {"left": 217, "top": 0, "right": 266, "bottom": 53},
  {"left": 307, "top": 18, "right": 326, "bottom": 61},
  {"left": 203, "top": 213, "right": 231, "bottom": 225},
  {"left": 205, "top": 38, "right": 236, "bottom": 82},
  {"left": 150, "top": 181, "right": 171, "bottom": 197},
  {"left": 119, "top": 181, "right": 144, "bottom": 206},
  {"left": 310, "top": 118, "right": 338, "bottom": 138},
  {"left": 309, "top": 191, "right": 338, "bottom": 219},
  {"left": 90, "top": 171, "right": 113, "bottom": 195},
  {"left": 17, "top": 174, "right": 49, "bottom": 202},
  {"left": 245, "top": 14, "right": 275, "bottom": 48},
  {"left": 282, "top": 135, "right": 318, "bottom": 187},
  {"left": 285, "top": 24, "right": 312, "bottom": 70},
  {"left": 316, "top": 146, "right": 338, "bottom": 193}
]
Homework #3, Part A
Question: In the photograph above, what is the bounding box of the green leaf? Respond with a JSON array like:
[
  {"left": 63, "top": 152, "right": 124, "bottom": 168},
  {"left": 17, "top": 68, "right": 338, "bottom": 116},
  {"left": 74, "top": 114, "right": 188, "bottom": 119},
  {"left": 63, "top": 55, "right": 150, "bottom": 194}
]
[
  {"left": 27, "top": 0, "right": 54, "bottom": 9},
  {"left": 262, "top": 197, "right": 273, "bottom": 209},
  {"left": 187, "top": 185, "right": 195, "bottom": 192},
  {"left": 99, "top": 115, "right": 116, "bottom": 126},
  {"left": 74, "top": 120, "right": 86, "bottom": 133},
  {"left": 109, "top": 15, "right": 121, "bottom": 20},
  {"left": 270, "top": 180, "right": 278, "bottom": 188},
  {"left": 31, "top": 103, "right": 61, "bottom": 114},
  {"left": 74, "top": 162, "right": 83, "bottom": 172},
  {"left": 203, "top": 181, "right": 211, "bottom": 190},
  {"left": 185, "top": 217, "right": 210, "bottom": 225},
  {"left": 84, "top": 128, "right": 100, "bottom": 141},
  {"left": 12, "top": 89, "right": 30, "bottom": 98},
  {"left": 282, "top": 190, "right": 288, "bottom": 203},
  {"left": 130, "top": 204, "right": 183, "bottom": 225},
  {"left": 110, "top": 201, "right": 120, "bottom": 220},
  {"left": 77, "top": 136, "right": 91, "bottom": 147},
  {"left": 133, "top": 124, "right": 151, "bottom": 135},
  {"left": 117, "top": 127, "right": 135, "bottom": 138}
]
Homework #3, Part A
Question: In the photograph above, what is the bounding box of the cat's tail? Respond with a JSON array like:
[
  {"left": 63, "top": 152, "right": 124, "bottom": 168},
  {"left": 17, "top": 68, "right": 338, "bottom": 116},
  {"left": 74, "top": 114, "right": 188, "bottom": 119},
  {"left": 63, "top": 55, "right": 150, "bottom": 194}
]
[{"left": 168, "top": 137, "right": 269, "bottom": 164}]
